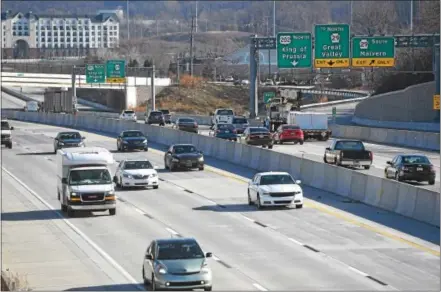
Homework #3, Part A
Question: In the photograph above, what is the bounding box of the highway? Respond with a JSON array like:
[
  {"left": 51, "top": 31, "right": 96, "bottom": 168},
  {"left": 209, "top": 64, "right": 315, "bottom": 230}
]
[
  {"left": 1, "top": 119, "right": 439, "bottom": 291},
  {"left": 135, "top": 121, "right": 440, "bottom": 192}
]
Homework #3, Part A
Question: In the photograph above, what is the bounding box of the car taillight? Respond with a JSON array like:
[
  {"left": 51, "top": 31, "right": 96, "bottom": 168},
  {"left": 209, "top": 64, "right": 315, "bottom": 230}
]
[
  {"left": 369, "top": 151, "right": 373, "bottom": 160},
  {"left": 216, "top": 130, "right": 220, "bottom": 134},
  {"left": 194, "top": 123, "right": 198, "bottom": 128},
  {"left": 430, "top": 165, "right": 435, "bottom": 172}
]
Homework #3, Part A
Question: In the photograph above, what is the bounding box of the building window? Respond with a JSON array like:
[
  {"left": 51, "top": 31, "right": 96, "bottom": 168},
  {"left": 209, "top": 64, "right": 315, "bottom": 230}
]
[
  {"left": 18, "top": 32, "right": 22, "bottom": 36},
  {"left": 47, "top": 32, "right": 52, "bottom": 36},
  {"left": 42, "top": 37, "right": 45, "bottom": 42},
  {"left": 18, "top": 26, "right": 22, "bottom": 30},
  {"left": 53, "top": 26, "right": 57, "bottom": 30},
  {"left": 48, "top": 38, "right": 52, "bottom": 42},
  {"left": 67, "top": 38, "right": 71, "bottom": 42}
]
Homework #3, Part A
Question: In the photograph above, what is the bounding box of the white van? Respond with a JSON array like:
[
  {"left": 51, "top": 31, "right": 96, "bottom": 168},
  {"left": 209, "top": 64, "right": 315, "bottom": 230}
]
[{"left": 57, "top": 147, "right": 116, "bottom": 217}]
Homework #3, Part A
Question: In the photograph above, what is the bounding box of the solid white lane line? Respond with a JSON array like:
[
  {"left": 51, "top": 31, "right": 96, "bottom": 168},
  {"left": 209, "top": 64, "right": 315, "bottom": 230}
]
[
  {"left": 1, "top": 167, "right": 144, "bottom": 291},
  {"left": 134, "top": 208, "right": 145, "bottom": 215},
  {"left": 240, "top": 214, "right": 255, "bottom": 222},
  {"left": 348, "top": 266, "right": 369, "bottom": 277},
  {"left": 253, "top": 283, "right": 268, "bottom": 291},
  {"left": 165, "top": 227, "right": 179, "bottom": 235}
]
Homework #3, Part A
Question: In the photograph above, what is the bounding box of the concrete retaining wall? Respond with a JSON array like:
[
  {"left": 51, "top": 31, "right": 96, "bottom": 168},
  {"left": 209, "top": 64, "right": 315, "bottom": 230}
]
[
  {"left": 3, "top": 110, "right": 439, "bottom": 227},
  {"left": 354, "top": 81, "right": 438, "bottom": 123}
]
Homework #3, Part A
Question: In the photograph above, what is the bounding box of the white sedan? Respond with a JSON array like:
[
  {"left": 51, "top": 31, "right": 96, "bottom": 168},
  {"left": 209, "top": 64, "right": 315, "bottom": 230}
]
[
  {"left": 119, "top": 110, "right": 137, "bottom": 122},
  {"left": 247, "top": 171, "right": 303, "bottom": 209},
  {"left": 114, "top": 159, "right": 159, "bottom": 189}
]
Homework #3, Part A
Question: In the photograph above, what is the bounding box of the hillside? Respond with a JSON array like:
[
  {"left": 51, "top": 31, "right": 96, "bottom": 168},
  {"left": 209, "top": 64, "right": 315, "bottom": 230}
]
[{"left": 136, "top": 83, "right": 249, "bottom": 115}]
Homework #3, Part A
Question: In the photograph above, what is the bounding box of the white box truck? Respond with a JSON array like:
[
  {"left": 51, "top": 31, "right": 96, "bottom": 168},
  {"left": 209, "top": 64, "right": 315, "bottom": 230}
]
[
  {"left": 57, "top": 147, "right": 116, "bottom": 217},
  {"left": 287, "top": 111, "right": 332, "bottom": 141}
]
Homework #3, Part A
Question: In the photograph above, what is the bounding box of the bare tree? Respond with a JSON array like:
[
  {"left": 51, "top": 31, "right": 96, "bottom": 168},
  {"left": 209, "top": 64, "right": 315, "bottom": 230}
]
[
  {"left": 417, "top": 0, "right": 440, "bottom": 33},
  {"left": 352, "top": 1, "right": 400, "bottom": 35}
]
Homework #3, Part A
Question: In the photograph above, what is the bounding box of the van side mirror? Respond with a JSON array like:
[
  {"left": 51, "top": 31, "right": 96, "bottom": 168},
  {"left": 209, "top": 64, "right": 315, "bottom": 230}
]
[
  {"left": 61, "top": 178, "right": 67, "bottom": 184},
  {"left": 82, "top": 137, "right": 86, "bottom": 140},
  {"left": 199, "top": 151, "right": 203, "bottom": 155},
  {"left": 10, "top": 126, "right": 14, "bottom": 130},
  {"left": 205, "top": 252, "right": 212, "bottom": 258},
  {"left": 386, "top": 161, "right": 392, "bottom": 165},
  {"left": 325, "top": 147, "right": 331, "bottom": 151},
  {"left": 145, "top": 254, "right": 153, "bottom": 260},
  {"left": 295, "top": 180, "right": 301, "bottom": 184}
]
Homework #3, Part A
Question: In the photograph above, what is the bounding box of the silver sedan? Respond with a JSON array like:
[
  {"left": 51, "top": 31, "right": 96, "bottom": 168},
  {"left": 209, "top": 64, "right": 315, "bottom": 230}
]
[{"left": 142, "top": 238, "right": 213, "bottom": 291}]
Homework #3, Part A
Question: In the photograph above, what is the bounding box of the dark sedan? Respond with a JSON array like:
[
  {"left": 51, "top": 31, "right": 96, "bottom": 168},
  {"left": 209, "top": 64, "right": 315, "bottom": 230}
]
[
  {"left": 53, "top": 131, "right": 85, "bottom": 153},
  {"left": 241, "top": 127, "right": 274, "bottom": 149},
  {"left": 117, "top": 130, "right": 148, "bottom": 152},
  {"left": 146, "top": 111, "right": 165, "bottom": 126},
  {"left": 173, "top": 118, "right": 198, "bottom": 133},
  {"left": 385, "top": 154, "right": 436, "bottom": 185},
  {"left": 164, "top": 144, "right": 204, "bottom": 171}
]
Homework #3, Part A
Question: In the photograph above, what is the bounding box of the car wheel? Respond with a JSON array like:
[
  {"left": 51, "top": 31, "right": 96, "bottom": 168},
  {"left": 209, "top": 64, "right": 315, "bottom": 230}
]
[
  {"left": 67, "top": 208, "right": 75, "bottom": 217},
  {"left": 268, "top": 144, "right": 273, "bottom": 149},
  {"left": 61, "top": 204, "right": 68, "bottom": 213},
  {"left": 262, "top": 145, "right": 267, "bottom": 148},
  {"left": 153, "top": 185, "right": 159, "bottom": 189},
  {"left": 204, "top": 287, "right": 212, "bottom": 291},
  {"left": 323, "top": 156, "right": 328, "bottom": 164},
  {"left": 170, "top": 164, "right": 175, "bottom": 172},
  {"left": 363, "top": 165, "right": 370, "bottom": 170},
  {"left": 299, "top": 140, "right": 304, "bottom": 145},
  {"left": 54, "top": 147, "right": 57, "bottom": 154},
  {"left": 247, "top": 190, "right": 253, "bottom": 205},
  {"left": 144, "top": 147, "right": 148, "bottom": 152},
  {"left": 8, "top": 143, "right": 12, "bottom": 149},
  {"left": 429, "top": 179, "right": 435, "bottom": 185},
  {"left": 384, "top": 170, "right": 389, "bottom": 179},
  {"left": 256, "top": 195, "right": 263, "bottom": 209},
  {"left": 296, "top": 204, "right": 303, "bottom": 209},
  {"left": 151, "top": 274, "right": 156, "bottom": 291},
  {"left": 109, "top": 209, "right": 116, "bottom": 216},
  {"left": 198, "top": 166, "right": 204, "bottom": 171},
  {"left": 395, "top": 172, "right": 402, "bottom": 182},
  {"left": 164, "top": 160, "right": 169, "bottom": 169}
]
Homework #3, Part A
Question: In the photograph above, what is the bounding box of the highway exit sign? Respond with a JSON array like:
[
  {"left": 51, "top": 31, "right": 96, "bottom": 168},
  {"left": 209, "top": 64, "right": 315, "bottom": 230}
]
[
  {"left": 314, "top": 24, "right": 350, "bottom": 68},
  {"left": 277, "top": 32, "right": 312, "bottom": 69},
  {"left": 263, "top": 91, "right": 275, "bottom": 103},
  {"left": 352, "top": 36, "right": 395, "bottom": 67},
  {"left": 86, "top": 64, "right": 105, "bottom": 83},
  {"left": 106, "top": 60, "right": 126, "bottom": 83}
]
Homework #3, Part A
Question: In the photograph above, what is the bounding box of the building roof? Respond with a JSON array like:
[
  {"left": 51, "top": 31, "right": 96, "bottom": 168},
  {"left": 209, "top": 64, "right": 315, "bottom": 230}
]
[{"left": 1, "top": 10, "right": 119, "bottom": 23}]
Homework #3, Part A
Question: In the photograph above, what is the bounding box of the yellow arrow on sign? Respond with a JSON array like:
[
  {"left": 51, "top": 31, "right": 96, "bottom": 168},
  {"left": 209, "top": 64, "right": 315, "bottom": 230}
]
[
  {"left": 314, "top": 58, "right": 350, "bottom": 68},
  {"left": 106, "top": 77, "right": 126, "bottom": 83}
]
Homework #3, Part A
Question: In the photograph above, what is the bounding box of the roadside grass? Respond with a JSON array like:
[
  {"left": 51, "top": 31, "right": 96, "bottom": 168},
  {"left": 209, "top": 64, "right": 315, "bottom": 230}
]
[{"left": 1, "top": 270, "right": 31, "bottom": 291}]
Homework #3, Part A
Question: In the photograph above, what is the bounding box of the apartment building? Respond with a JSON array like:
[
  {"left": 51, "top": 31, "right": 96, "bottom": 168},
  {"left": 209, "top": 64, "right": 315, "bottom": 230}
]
[{"left": 1, "top": 10, "right": 120, "bottom": 59}]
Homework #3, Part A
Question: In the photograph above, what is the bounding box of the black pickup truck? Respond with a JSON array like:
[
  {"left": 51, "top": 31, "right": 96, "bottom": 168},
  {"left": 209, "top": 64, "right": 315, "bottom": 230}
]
[{"left": 323, "top": 139, "right": 373, "bottom": 170}]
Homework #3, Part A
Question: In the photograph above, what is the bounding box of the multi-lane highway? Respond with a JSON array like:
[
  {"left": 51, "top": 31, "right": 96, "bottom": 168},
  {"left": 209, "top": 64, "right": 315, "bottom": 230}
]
[
  {"left": 133, "top": 121, "right": 439, "bottom": 192},
  {"left": 1, "top": 119, "right": 439, "bottom": 291}
]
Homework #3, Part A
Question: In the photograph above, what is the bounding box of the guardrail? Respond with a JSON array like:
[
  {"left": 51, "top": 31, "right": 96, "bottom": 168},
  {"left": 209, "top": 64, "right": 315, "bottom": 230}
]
[{"left": 3, "top": 110, "right": 438, "bottom": 227}]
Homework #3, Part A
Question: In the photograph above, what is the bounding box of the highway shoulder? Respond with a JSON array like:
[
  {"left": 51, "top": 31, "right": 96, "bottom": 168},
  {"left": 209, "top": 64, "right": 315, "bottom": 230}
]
[{"left": 1, "top": 167, "right": 141, "bottom": 291}]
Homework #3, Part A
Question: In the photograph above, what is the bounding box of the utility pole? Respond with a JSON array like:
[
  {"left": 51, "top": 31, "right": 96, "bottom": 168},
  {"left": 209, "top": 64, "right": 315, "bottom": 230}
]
[
  {"left": 410, "top": 0, "right": 413, "bottom": 32},
  {"left": 126, "top": 0, "right": 130, "bottom": 40},
  {"left": 151, "top": 64, "right": 156, "bottom": 111},
  {"left": 190, "top": 16, "right": 195, "bottom": 77},
  {"left": 195, "top": 1, "right": 198, "bottom": 33},
  {"left": 265, "top": 16, "right": 271, "bottom": 80}
]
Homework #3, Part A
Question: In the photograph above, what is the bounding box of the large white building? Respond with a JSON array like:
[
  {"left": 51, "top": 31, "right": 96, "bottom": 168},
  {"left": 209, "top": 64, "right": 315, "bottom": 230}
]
[{"left": 1, "top": 10, "right": 120, "bottom": 58}]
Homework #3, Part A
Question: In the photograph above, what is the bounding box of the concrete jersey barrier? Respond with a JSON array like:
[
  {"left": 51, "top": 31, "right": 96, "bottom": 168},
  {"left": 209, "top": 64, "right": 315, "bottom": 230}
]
[
  {"left": 330, "top": 124, "right": 440, "bottom": 151},
  {"left": 2, "top": 110, "right": 439, "bottom": 227}
]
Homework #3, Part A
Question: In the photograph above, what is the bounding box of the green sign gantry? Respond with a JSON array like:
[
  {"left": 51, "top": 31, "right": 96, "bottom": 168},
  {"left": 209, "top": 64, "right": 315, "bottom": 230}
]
[
  {"left": 277, "top": 32, "right": 312, "bottom": 69},
  {"left": 106, "top": 60, "right": 126, "bottom": 83},
  {"left": 314, "top": 24, "right": 350, "bottom": 68},
  {"left": 85, "top": 64, "right": 105, "bottom": 84},
  {"left": 352, "top": 36, "right": 395, "bottom": 67},
  {"left": 263, "top": 92, "right": 276, "bottom": 104}
]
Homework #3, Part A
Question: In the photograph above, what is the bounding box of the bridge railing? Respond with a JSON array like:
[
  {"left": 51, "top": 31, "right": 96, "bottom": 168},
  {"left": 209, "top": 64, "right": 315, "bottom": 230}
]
[{"left": 1, "top": 62, "right": 170, "bottom": 78}]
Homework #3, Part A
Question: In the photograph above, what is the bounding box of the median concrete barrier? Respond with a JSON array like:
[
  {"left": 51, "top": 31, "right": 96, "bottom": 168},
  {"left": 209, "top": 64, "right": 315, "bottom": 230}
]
[
  {"left": 3, "top": 110, "right": 439, "bottom": 227},
  {"left": 330, "top": 124, "right": 440, "bottom": 151}
]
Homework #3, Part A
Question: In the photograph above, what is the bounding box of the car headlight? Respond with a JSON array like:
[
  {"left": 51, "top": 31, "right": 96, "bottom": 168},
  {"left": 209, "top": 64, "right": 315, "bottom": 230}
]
[
  {"left": 294, "top": 191, "right": 302, "bottom": 195},
  {"left": 142, "top": 139, "right": 147, "bottom": 144},
  {"left": 123, "top": 173, "right": 133, "bottom": 179},
  {"left": 172, "top": 158, "right": 179, "bottom": 162},
  {"left": 105, "top": 191, "right": 115, "bottom": 196},
  {"left": 70, "top": 192, "right": 79, "bottom": 197},
  {"left": 59, "top": 142, "right": 64, "bottom": 145},
  {"left": 198, "top": 156, "right": 204, "bottom": 162},
  {"left": 151, "top": 173, "right": 157, "bottom": 178},
  {"left": 78, "top": 141, "right": 84, "bottom": 146},
  {"left": 122, "top": 140, "right": 128, "bottom": 144},
  {"left": 158, "top": 266, "right": 167, "bottom": 275}
]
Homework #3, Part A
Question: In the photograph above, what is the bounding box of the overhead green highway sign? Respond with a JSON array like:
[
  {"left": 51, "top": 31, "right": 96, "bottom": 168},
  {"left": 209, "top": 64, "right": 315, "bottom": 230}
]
[
  {"left": 277, "top": 32, "right": 312, "bottom": 69},
  {"left": 314, "top": 24, "right": 350, "bottom": 68},
  {"left": 352, "top": 36, "right": 395, "bottom": 67},
  {"left": 85, "top": 64, "right": 105, "bottom": 83}
]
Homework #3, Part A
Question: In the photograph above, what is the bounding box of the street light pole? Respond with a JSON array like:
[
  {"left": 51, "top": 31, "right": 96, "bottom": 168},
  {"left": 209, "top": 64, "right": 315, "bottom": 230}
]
[{"left": 126, "top": 0, "right": 130, "bottom": 40}]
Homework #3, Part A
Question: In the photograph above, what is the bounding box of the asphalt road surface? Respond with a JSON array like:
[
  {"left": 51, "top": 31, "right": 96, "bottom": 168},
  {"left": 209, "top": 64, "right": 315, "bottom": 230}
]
[{"left": 1, "top": 120, "right": 439, "bottom": 291}]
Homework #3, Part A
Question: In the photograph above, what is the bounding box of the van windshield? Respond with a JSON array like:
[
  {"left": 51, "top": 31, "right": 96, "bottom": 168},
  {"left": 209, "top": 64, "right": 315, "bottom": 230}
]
[
  {"left": 69, "top": 169, "right": 112, "bottom": 185},
  {"left": 217, "top": 110, "right": 233, "bottom": 116}
]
